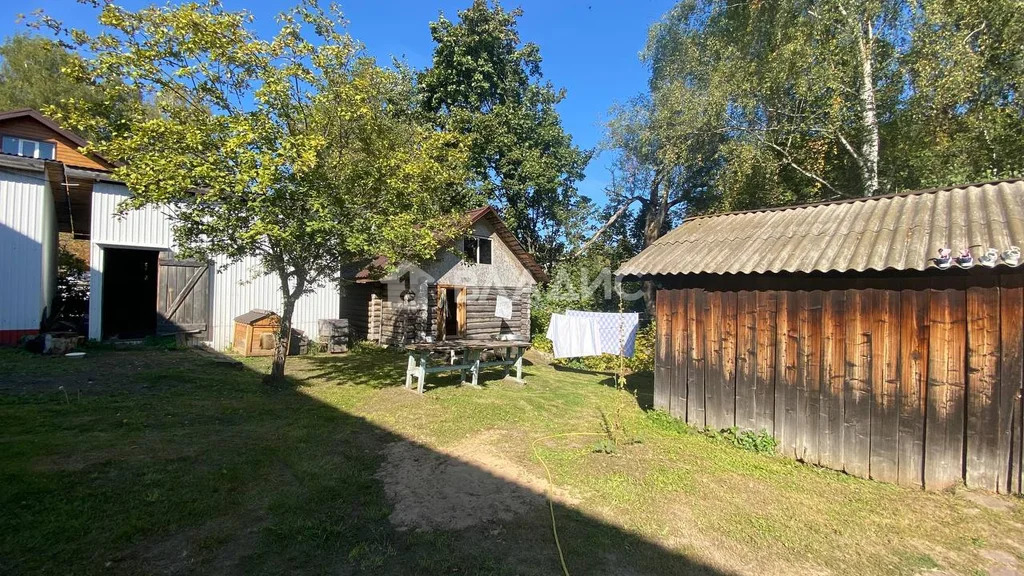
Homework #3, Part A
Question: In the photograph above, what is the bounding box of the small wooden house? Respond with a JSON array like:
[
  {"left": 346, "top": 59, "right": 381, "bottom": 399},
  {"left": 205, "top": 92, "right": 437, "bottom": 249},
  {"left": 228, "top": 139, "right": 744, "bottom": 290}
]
[
  {"left": 234, "top": 309, "right": 287, "bottom": 357},
  {"left": 618, "top": 179, "right": 1024, "bottom": 494},
  {"left": 341, "top": 206, "right": 547, "bottom": 346}
]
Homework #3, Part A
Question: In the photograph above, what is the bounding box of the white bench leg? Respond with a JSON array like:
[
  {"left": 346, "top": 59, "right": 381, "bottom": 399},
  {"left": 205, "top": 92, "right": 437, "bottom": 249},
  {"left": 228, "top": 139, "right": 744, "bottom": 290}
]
[
  {"left": 405, "top": 354, "right": 415, "bottom": 389},
  {"left": 515, "top": 348, "right": 524, "bottom": 382},
  {"left": 417, "top": 355, "right": 427, "bottom": 394}
]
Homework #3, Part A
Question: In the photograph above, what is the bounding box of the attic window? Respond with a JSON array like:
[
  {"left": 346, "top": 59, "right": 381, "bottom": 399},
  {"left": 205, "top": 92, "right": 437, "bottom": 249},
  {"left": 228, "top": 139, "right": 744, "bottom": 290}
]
[
  {"left": 463, "top": 236, "right": 492, "bottom": 265},
  {"left": 2, "top": 136, "right": 56, "bottom": 160}
]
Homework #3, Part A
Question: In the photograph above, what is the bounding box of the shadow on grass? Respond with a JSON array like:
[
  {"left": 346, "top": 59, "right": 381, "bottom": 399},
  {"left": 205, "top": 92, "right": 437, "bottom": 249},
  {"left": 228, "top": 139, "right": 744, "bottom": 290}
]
[
  {"left": 550, "top": 362, "right": 655, "bottom": 412},
  {"left": 0, "top": 346, "right": 731, "bottom": 575}
]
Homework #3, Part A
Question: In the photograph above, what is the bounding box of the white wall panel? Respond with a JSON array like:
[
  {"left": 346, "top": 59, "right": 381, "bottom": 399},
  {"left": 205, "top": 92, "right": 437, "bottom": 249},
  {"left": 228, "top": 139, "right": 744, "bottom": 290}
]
[
  {"left": 0, "top": 170, "right": 48, "bottom": 333},
  {"left": 90, "top": 181, "right": 174, "bottom": 249},
  {"left": 40, "top": 180, "right": 57, "bottom": 315},
  {"left": 208, "top": 255, "right": 340, "bottom": 350}
]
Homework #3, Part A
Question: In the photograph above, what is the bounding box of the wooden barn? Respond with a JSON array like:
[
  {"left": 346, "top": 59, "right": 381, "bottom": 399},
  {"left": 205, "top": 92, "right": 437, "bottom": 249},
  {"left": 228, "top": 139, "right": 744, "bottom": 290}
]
[
  {"left": 340, "top": 206, "right": 546, "bottom": 346},
  {"left": 618, "top": 179, "right": 1024, "bottom": 493}
]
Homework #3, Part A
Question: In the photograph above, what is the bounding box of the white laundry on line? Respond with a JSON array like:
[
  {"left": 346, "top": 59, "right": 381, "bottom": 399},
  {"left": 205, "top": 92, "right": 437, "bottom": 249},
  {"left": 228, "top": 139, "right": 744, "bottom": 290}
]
[
  {"left": 546, "top": 313, "right": 602, "bottom": 359},
  {"left": 565, "top": 310, "right": 640, "bottom": 357}
]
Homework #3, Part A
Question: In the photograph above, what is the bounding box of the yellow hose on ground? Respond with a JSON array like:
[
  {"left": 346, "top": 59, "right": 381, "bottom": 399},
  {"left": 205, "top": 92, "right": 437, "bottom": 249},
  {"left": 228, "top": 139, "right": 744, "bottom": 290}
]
[{"left": 531, "top": 432, "right": 607, "bottom": 576}]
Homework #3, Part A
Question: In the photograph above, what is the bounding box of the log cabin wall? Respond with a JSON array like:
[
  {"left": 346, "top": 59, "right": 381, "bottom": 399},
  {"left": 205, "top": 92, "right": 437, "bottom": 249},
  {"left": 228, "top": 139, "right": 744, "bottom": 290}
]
[{"left": 653, "top": 270, "right": 1024, "bottom": 493}]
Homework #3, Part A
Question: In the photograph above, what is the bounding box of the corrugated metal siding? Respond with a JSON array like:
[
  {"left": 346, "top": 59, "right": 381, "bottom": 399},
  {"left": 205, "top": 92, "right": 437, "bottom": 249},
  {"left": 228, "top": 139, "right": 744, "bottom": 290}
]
[
  {"left": 88, "top": 183, "right": 340, "bottom": 347},
  {"left": 208, "top": 255, "right": 339, "bottom": 350},
  {"left": 90, "top": 182, "right": 175, "bottom": 249},
  {"left": 0, "top": 170, "right": 47, "bottom": 332},
  {"left": 618, "top": 179, "right": 1024, "bottom": 277},
  {"left": 40, "top": 180, "right": 57, "bottom": 315}
]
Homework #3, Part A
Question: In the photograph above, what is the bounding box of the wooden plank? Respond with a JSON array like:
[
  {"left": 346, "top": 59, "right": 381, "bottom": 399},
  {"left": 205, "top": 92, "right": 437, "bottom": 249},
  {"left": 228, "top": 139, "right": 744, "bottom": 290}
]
[
  {"left": 687, "top": 289, "right": 706, "bottom": 428},
  {"left": 898, "top": 285, "right": 929, "bottom": 488},
  {"left": 735, "top": 290, "right": 758, "bottom": 431},
  {"left": 966, "top": 280, "right": 1001, "bottom": 491},
  {"left": 670, "top": 289, "right": 688, "bottom": 420},
  {"left": 1005, "top": 274, "right": 1024, "bottom": 494},
  {"left": 704, "top": 291, "right": 724, "bottom": 430},
  {"left": 820, "top": 290, "right": 846, "bottom": 471},
  {"left": 799, "top": 290, "right": 823, "bottom": 464},
  {"left": 844, "top": 288, "right": 872, "bottom": 479},
  {"left": 754, "top": 291, "right": 777, "bottom": 434},
  {"left": 870, "top": 289, "right": 900, "bottom": 484},
  {"left": 163, "top": 265, "right": 207, "bottom": 321},
  {"left": 654, "top": 289, "right": 672, "bottom": 412},
  {"left": 720, "top": 291, "right": 738, "bottom": 429},
  {"left": 775, "top": 291, "right": 800, "bottom": 458},
  {"left": 925, "top": 286, "right": 967, "bottom": 490}
]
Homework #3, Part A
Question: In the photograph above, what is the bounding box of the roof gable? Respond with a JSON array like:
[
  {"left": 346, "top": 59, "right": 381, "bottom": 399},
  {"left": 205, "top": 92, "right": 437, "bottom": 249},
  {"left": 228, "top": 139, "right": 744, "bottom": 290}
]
[
  {"left": 618, "top": 179, "right": 1024, "bottom": 277},
  {"left": 353, "top": 206, "right": 547, "bottom": 284},
  {"left": 0, "top": 108, "right": 116, "bottom": 171}
]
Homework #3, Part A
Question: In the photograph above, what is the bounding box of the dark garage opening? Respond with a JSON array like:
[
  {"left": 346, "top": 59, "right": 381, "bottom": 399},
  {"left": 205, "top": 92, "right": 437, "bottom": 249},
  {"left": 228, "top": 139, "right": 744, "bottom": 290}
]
[{"left": 102, "top": 247, "right": 158, "bottom": 339}]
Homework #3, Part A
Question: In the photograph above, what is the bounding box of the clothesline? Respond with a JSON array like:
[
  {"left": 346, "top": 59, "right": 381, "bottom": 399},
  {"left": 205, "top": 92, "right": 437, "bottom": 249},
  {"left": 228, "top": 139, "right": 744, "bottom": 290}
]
[{"left": 546, "top": 310, "right": 639, "bottom": 359}]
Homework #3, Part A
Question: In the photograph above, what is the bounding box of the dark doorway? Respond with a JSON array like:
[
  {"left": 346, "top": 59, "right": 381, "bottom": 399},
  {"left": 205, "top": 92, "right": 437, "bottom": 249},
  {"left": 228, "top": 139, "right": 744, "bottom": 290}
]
[
  {"left": 435, "top": 285, "right": 466, "bottom": 340},
  {"left": 102, "top": 247, "right": 158, "bottom": 339},
  {"left": 444, "top": 288, "right": 459, "bottom": 337}
]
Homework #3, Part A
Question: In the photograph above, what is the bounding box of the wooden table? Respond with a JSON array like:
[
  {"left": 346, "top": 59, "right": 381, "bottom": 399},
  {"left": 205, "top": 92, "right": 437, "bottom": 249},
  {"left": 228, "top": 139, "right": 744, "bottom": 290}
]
[{"left": 404, "top": 339, "right": 531, "bottom": 393}]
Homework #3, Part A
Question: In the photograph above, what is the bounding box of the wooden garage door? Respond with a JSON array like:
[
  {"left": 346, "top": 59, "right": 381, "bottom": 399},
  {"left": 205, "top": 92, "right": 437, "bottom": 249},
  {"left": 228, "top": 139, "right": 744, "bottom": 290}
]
[{"left": 156, "top": 256, "right": 210, "bottom": 336}]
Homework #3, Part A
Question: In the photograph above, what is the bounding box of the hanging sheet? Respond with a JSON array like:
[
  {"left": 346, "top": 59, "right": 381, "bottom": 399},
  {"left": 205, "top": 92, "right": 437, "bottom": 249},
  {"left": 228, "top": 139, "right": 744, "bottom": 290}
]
[
  {"left": 545, "top": 313, "right": 602, "bottom": 359},
  {"left": 565, "top": 310, "right": 640, "bottom": 357}
]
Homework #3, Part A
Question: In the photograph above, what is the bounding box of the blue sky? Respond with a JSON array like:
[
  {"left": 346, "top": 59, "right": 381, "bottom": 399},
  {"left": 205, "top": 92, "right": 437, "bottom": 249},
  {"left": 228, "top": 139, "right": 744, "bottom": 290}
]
[{"left": 0, "top": 0, "right": 675, "bottom": 207}]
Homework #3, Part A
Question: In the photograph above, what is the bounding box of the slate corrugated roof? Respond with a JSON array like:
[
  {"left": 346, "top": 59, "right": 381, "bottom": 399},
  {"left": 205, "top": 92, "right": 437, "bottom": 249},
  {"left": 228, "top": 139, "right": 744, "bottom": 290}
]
[{"left": 617, "top": 179, "right": 1024, "bottom": 277}]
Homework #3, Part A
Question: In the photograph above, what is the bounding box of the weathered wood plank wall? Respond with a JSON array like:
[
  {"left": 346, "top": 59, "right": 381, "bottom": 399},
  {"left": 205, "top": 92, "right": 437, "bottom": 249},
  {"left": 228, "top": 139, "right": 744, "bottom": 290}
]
[{"left": 654, "top": 272, "right": 1024, "bottom": 493}]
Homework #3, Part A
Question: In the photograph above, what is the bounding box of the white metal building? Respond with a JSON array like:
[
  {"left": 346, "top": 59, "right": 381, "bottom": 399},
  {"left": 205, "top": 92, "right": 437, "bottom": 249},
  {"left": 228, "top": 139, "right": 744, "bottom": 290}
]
[
  {"left": 0, "top": 168, "right": 57, "bottom": 344},
  {"left": 87, "top": 180, "right": 339, "bottom": 348},
  {"left": 0, "top": 108, "right": 339, "bottom": 349}
]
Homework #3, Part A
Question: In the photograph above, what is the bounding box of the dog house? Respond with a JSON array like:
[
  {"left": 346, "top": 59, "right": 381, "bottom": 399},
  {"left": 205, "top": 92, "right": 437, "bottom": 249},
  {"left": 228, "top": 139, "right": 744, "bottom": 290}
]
[{"left": 233, "top": 309, "right": 287, "bottom": 357}]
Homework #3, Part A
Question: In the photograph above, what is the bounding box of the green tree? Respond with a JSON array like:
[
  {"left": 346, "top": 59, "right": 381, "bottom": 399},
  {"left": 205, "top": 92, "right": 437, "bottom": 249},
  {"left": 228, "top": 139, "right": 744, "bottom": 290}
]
[
  {"left": 44, "top": 1, "right": 474, "bottom": 380},
  {"left": 592, "top": 0, "right": 1024, "bottom": 267},
  {"left": 0, "top": 34, "right": 136, "bottom": 139},
  {"left": 418, "top": 0, "right": 591, "bottom": 268}
]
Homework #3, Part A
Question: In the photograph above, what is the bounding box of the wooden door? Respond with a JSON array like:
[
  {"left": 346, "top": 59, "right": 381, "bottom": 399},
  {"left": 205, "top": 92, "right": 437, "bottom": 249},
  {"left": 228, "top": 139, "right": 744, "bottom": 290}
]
[
  {"left": 436, "top": 285, "right": 467, "bottom": 339},
  {"left": 156, "top": 255, "right": 210, "bottom": 337}
]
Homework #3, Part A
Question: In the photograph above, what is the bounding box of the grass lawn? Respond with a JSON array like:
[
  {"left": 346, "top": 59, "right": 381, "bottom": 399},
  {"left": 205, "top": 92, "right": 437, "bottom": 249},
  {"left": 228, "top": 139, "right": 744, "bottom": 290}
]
[{"left": 2, "top": 344, "right": 1023, "bottom": 575}]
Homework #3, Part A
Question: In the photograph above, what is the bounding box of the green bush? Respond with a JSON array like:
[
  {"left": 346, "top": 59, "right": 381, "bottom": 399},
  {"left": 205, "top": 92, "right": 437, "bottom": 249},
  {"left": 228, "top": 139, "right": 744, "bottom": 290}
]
[
  {"left": 645, "top": 412, "right": 778, "bottom": 455},
  {"left": 705, "top": 426, "right": 778, "bottom": 455}
]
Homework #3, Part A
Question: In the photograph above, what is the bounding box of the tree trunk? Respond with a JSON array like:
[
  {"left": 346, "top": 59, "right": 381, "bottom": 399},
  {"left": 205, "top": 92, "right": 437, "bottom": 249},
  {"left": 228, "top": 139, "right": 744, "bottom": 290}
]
[
  {"left": 640, "top": 177, "right": 668, "bottom": 317},
  {"left": 269, "top": 294, "right": 296, "bottom": 382},
  {"left": 268, "top": 267, "right": 305, "bottom": 383},
  {"left": 857, "top": 18, "right": 880, "bottom": 196}
]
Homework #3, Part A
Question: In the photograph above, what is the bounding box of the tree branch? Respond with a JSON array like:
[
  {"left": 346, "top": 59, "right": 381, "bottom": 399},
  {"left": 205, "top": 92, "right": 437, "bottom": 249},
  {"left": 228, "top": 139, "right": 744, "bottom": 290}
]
[
  {"left": 765, "top": 141, "right": 855, "bottom": 198},
  {"left": 571, "top": 198, "right": 640, "bottom": 258}
]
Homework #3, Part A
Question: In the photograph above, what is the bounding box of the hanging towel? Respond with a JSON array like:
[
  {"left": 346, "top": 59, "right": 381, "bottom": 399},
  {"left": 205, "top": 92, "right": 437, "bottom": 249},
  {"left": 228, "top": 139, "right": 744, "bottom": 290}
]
[
  {"left": 565, "top": 310, "right": 640, "bottom": 357},
  {"left": 546, "top": 313, "right": 602, "bottom": 358}
]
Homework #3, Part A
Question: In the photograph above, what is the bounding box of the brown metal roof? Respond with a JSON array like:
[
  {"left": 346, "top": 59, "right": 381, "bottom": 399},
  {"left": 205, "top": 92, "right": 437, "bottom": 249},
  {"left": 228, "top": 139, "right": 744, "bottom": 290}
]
[{"left": 617, "top": 179, "right": 1024, "bottom": 277}]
